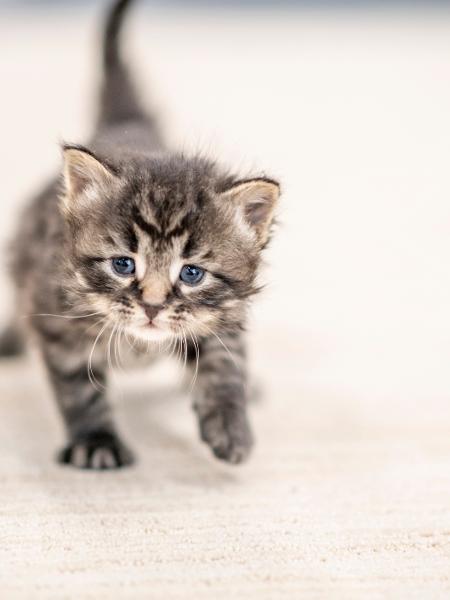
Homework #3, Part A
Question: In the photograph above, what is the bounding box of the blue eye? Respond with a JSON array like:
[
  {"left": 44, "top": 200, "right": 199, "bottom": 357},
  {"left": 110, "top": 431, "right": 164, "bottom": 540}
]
[
  {"left": 112, "top": 256, "right": 135, "bottom": 276},
  {"left": 180, "top": 265, "right": 205, "bottom": 285}
]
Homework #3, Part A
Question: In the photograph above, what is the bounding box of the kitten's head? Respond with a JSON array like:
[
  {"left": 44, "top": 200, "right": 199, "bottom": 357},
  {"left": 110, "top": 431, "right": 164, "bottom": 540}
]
[{"left": 61, "top": 145, "right": 279, "bottom": 343}]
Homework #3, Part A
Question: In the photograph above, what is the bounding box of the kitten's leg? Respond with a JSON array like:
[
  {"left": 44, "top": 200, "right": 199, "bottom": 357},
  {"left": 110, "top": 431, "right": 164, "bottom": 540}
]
[
  {"left": 0, "top": 322, "right": 25, "bottom": 357},
  {"left": 40, "top": 335, "right": 133, "bottom": 470},
  {"left": 189, "top": 332, "right": 253, "bottom": 464}
]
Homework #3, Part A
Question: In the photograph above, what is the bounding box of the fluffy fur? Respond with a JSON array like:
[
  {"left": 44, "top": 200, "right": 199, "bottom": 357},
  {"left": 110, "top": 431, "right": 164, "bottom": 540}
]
[{"left": 2, "top": 0, "right": 280, "bottom": 469}]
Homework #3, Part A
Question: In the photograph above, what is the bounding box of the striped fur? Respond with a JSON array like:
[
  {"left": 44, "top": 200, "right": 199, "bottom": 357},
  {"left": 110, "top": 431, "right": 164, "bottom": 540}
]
[{"left": 2, "top": 0, "right": 279, "bottom": 469}]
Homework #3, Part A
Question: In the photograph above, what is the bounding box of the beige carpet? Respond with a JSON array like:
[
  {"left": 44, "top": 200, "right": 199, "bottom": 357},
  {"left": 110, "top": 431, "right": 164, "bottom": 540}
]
[{"left": 1, "top": 5, "right": 450, "bottom": 598}]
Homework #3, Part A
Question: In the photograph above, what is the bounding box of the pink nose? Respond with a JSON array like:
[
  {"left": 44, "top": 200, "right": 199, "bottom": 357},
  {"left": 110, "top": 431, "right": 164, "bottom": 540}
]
[{"left": 144, "top": 304, "right": 163, "bottom": 321}]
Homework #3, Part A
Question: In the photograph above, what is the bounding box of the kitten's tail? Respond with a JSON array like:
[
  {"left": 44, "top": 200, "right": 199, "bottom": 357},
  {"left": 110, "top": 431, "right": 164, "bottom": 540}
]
[{"left": 99, "top": 0, "right": 146, "bottom": 126}]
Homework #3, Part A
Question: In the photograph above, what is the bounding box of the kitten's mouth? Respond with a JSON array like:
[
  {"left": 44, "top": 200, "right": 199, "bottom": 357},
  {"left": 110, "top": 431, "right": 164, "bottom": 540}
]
[
  {"left": 128, "top": 320, "right": 172, "bottom": 343},
  {"left": 143, "top": 318, "right": 173, "bottom": 335},
  {"left": 145, "top": 320, "right": 168, "bottom": 333}
]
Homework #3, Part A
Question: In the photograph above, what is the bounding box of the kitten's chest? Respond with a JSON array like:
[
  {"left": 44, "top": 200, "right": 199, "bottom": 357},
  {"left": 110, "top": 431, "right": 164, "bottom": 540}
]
[{"left": 96, "top": 332, "right": 168, "bottom": 370}]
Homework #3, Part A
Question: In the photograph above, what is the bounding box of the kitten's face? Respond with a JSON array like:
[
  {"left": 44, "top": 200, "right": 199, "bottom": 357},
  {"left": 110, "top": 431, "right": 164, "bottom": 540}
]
[{"left": 62, "top": 147, "right": 279, "bottom": 343}]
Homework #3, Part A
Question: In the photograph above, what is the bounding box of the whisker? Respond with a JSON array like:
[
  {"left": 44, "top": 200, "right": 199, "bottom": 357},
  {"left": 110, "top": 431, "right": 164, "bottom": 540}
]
[
  {"left": 114, "top": 325, "right": 125, "bottom": 374},
  {"left": 176, "top": 331, "right": 183, "bottom": 365},
  {"left": 117, "top": 327, "right": 126, "bottom": 373},
  {"left": 185, "top": 323, "right": 200, "bottom": 393},
  {"left": 202, "top": 324, "right": 242, "bottom": 375},
  {"left": 84, "top": 315, "right": 108, "bottom": 335},
  {"left": 180, "top": 326, "right": 187, "bottom": 378},
  {"left": 87, "top": 320, "right": 110, "bottom": 390},
  {"left": 106, "top": 323, "right": 116, "bottom": 372},
  {"left": 124, "top": 330, "right": 137, "bottom": 352},
  {"left": 161, "top": 335, "right": 174, "bottom": 356},
  {"left": 163, "top": 335, "right": 176, "bottom": 362},
  {"left": 21, "top": 310, "right": 104, "bottom": 321}
]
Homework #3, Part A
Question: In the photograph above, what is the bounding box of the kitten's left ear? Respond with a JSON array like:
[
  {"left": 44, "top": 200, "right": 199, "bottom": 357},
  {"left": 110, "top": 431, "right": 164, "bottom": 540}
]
[
  {"left": 220, "top": 178, "right": 280, "bottom": 245},
  {"left": 62, "top": 144, "right": 118, "bottom": 203}
]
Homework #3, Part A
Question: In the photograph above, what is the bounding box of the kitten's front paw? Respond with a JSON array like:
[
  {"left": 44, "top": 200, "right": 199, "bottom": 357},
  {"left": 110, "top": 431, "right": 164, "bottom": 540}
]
[
  {"left": 58, "top": 430, "right": 134, "bottom": 470},
  {"left": 199, "top": 406, "right": 253, "bottom": 465}
]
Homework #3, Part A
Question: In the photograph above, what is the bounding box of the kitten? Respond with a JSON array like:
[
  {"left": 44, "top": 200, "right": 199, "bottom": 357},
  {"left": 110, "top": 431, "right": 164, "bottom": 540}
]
[{"left": 1, "top": 0, "right": 280, "bottom": 469}]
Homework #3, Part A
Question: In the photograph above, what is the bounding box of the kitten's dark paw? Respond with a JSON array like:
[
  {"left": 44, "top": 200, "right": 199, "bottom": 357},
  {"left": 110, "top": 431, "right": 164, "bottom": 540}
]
[
  {"left": 199, "top": 406, "right": 253, "bottom": 465},
  {"left": 58, "top": 430, "right": 134, "bottom": 470}
]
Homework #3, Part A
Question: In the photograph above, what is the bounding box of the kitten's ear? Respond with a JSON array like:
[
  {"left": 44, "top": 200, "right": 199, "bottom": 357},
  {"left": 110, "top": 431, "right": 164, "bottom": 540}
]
[
  {"left": 62, "top": 144, "right": 117, "bottom": 201},
  {"left": 221, "top": 178, "right": 280, "bottom": 245}
]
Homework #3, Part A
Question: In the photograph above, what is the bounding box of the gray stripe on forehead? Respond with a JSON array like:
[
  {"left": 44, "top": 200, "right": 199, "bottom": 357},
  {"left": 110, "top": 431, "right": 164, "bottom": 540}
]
[
  {"left": 132, "top": 205, "right": 161, "bottom": 238},
  {"left": 133, "top": 205, "right": 194, "bottom": 243}
]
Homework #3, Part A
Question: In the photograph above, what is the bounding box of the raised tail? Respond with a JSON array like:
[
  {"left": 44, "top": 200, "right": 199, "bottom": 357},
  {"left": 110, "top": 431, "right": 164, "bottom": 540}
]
[{"left": 98, "top": 0, "right": 147, "bottom": 127}]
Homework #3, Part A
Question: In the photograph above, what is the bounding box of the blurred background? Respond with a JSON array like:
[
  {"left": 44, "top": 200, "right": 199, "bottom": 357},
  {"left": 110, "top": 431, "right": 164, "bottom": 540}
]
[{"left": 1, "top": 0, "right": 450, "bottom": 596}]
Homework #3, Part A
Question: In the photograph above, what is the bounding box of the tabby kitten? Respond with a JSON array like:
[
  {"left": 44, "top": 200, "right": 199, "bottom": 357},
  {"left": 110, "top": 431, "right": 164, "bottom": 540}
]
[{"left": 1, "top": 0, "right": 280, "bottom": 469}]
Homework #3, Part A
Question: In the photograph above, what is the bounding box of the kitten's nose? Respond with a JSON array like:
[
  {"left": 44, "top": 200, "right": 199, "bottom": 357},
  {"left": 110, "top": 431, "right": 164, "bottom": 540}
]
[{"left": 143, "top": 304, "right": 163, "bottom": 322}]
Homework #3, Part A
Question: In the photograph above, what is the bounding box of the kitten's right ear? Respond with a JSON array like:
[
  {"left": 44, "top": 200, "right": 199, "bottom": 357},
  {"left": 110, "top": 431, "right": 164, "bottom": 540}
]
[
  {"left": 62, "top": 144, "right": 118, "bottom": 207},
  {"left": 220, "top": 177, "right": 280, "bottom": 246}
]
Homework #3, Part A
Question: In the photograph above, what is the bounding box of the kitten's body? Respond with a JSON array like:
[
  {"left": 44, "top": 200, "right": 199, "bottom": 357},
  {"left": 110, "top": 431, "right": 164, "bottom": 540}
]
[{"left": 2, "top": 0, "right": 279, "bottom": 469}]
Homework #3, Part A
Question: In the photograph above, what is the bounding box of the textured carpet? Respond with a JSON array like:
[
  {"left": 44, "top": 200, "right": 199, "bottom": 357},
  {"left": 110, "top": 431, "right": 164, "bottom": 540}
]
[{"left": 1, "top": 5, "right": 450, "bottom": 599}]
